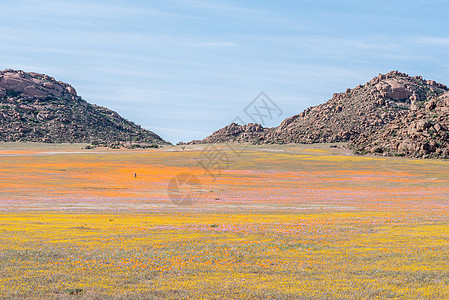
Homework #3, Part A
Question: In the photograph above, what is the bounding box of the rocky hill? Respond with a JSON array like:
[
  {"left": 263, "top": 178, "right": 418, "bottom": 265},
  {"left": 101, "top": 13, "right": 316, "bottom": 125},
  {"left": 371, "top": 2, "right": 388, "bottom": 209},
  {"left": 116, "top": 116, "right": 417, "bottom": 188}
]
[
  {"left": 190, "top": 123, "right": 269, "bottom": 144},
  {"left": 190, "top": 71, "right": 449, "bottom": 159},
  {"left": 0, "top": 69, "right": 166, "bottom": 145}
]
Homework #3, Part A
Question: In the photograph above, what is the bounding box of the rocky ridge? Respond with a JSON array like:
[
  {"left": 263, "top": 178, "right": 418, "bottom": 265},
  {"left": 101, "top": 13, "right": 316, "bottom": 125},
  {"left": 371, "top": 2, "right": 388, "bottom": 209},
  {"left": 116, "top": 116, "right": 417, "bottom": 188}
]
[
  {"left": 0, "top": 69, "right": 166, "bottom": 146},
  {"left": 190, "top": 71, "right": 449, "bottom": 159}
]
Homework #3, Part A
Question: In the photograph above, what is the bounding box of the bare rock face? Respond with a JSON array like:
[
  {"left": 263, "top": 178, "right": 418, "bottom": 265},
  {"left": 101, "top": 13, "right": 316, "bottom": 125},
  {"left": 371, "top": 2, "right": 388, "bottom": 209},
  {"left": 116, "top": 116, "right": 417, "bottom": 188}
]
[
  {"left": 23, "top": 86, "right": 47, "bottom": 98},
  {"left": 0, "top": 69, "right": 166, "bottom": 145},
  {"left": 375, "top": 79, "right": 412, "bottom": 100},
  {"left": 65, "top": 86, "right": 77, "bottom": 96},
  {"left": 0, "top": 70, "right": 65, "bottom": 98},
  {"left": 191, "top": 71, "right": 449, "bottom": 159}
]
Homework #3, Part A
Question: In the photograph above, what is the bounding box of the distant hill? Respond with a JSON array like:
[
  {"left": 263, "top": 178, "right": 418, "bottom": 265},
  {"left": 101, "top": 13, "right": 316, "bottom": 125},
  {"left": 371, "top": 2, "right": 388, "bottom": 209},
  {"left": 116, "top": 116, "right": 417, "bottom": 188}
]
[
  {"left": 190, "top": 71, "right": 449, "bottom": 159},
  {"left": 0, "top": 69, "right": 166, "bottom": 146}
]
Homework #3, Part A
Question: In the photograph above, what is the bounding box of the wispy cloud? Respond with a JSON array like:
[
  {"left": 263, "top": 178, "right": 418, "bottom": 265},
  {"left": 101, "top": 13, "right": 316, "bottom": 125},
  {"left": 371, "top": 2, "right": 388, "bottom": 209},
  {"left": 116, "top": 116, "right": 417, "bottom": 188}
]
[
  {"left": 165, "top": 0, "right": 258, "bottom": 15},
  {"left": 413, "top": 36, "right": 449, "bottom": 46},
  {"left": 191, "top": 42, "right": 239, "bottom": 48}
]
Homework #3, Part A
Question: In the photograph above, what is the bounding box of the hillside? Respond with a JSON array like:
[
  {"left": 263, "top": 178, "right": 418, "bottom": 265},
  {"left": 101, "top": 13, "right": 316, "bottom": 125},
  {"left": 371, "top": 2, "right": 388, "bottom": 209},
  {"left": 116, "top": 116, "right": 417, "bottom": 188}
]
[
  {"left": 190, "top": 71, "right": 449, "bottom": 158},
  {"left": 350, "top": 91, "right": 449, "bottom": 159},
  {"left": 0, "top": 69, "right": 165, "bottom": 145}
]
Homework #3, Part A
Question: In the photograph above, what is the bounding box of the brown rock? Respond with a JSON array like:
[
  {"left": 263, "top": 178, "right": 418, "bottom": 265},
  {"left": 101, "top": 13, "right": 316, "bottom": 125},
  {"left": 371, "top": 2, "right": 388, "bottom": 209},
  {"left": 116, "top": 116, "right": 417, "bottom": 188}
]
[
  {"left": 24, "top": 86, "right": 47, "bottom": 98},
  {"left": 410, "top": 93, "right": 419, "bottom": 102},
  {"left": 43, "top": 82, "right": 54, "bottom": 89},
  {"left": 433, "top": 123, "right": 443, "bottom": 132},
  {"left": 376, "top": 99, "right": 385, "bottom": 106},
  {"left": 409, "top": 120, "right": 432, "bottom": 132},
  {"left": 1, "top": 73, "right": 32, "bottom": 92},
  {"left": 65, "top": 86, "right": 77, "bottom": 96},
  {"left": 384, "top": 79, "right": 412, "bottom": 100},
  {"left": 425, "top": 99, "right": 437, "bottom": 111}
]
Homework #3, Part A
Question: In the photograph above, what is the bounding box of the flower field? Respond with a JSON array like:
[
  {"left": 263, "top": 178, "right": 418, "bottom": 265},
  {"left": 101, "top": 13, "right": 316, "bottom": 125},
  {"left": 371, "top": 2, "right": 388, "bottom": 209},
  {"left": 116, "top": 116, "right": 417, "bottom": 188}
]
[{"left": 0, "top": 143, "right": 448, "bottom": 299}]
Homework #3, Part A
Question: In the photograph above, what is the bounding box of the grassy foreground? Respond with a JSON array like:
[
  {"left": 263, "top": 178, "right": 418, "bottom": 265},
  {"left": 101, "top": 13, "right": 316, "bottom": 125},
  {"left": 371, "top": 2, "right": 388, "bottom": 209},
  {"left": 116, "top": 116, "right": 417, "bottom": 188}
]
[{"left": 0, "top": 143, "right": 448, "bottom": 299}]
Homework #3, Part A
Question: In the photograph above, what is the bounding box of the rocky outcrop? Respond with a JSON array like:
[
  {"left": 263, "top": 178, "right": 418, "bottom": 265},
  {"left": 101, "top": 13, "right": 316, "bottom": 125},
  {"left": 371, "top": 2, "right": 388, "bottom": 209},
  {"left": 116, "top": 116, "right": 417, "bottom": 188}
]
[
  {"left": 0, "top": 69, "right": 166, "bottom": 145},
  {"left": 190, "top": 123, "right": 268, "bottom": 144},
  {"left": 261, "top": 71, "right": 447, "bottom": 144},
  {"left": 350, "top": 91, "right": 449, "bottom": 159},
  {"left": 190, "top": 71, "right": 449, "bottom": 159}
]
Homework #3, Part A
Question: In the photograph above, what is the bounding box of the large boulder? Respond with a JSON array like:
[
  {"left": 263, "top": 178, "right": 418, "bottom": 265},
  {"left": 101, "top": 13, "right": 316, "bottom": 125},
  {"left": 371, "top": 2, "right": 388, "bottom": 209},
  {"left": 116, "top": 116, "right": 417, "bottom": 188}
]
[
  {"left": 24, "top": 86, "right": 47, "bottom": 98},
  {"left": 375, "top": 79, "right": 412, "bottom": 100},
  {"left": 65, "top": 86, "right": 77, "bottom": 96}
]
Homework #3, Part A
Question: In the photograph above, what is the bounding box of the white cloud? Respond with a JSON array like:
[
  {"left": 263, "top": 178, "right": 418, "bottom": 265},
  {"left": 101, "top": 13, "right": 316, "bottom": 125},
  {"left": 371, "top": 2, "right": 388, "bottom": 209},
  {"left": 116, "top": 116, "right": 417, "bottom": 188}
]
[{"left": 413, "top": 36, "right": 449, "bottom": 46}]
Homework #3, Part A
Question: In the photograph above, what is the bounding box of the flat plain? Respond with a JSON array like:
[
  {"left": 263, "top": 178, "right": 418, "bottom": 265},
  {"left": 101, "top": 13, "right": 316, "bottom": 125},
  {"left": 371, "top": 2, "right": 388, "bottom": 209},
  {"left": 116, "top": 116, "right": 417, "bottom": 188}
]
[{"left": 0, "top": 143, "right": 447, "bottom": 299}]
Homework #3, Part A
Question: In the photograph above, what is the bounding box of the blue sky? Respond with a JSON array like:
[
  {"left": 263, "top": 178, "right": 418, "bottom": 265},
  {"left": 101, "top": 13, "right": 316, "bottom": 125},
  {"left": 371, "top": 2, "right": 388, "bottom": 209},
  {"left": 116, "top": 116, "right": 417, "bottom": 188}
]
[{"left": 1, "top": 0, "right": 449, "bottom": 143}]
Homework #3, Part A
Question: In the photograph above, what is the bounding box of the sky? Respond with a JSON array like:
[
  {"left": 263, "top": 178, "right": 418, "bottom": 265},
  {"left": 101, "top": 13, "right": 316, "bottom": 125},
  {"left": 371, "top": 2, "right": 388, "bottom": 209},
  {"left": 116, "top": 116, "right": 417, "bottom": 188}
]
[{"left": 1, "top": 0, "right": 449, "bottom": 143}]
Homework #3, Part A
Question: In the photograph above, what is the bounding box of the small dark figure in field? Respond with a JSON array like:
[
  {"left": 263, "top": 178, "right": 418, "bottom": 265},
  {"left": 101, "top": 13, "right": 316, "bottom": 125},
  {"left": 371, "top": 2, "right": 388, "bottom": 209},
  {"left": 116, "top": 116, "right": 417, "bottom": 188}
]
[
  {"left": 134, "top": 173, "right": 137, "bottom": 178},
  {"left": 66, "top": 288, "right": 83, "bottom": 295}
]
